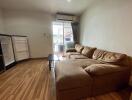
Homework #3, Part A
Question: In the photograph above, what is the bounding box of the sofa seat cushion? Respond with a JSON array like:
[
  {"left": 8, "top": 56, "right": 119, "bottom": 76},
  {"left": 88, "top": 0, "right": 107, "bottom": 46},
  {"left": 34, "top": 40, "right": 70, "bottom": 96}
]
[
  {"left": 65, "top": 52, "right": 81, "bottom": 59},
  {"left": 81, "top": 46, "right": 96, "bottom": 58},
  {"left": 92, "top": 49, "right": 126, "bottom": 64},
  {"left": 75, "top": 44, "right": 84, "bottom": 53},
  {"left": 75, "top": 59, "right": 105, "bottom": 68},
  {"left": 55, "top": 61, "right": 92, "bottom": 91},
  {"left": 55, "top": 59, "right": 105, "bottom": 69},
  {"left": 85, "top": 64, "right": 124, "bottom": 76},
  {"left": 70, "top": 54, "right": 88, "bottom": 59},
  {"left": 67, "top": 52, "right": 81, "bottom": 55}
]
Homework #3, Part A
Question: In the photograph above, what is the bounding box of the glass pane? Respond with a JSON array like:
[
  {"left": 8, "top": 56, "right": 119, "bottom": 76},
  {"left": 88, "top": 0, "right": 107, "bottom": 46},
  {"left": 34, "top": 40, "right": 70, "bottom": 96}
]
[
  {"left": 53, "top": 22, "right": 63, "bottom": 52},
  {"left": 53, "top": 22, "right": 63, "bottom": 45}
]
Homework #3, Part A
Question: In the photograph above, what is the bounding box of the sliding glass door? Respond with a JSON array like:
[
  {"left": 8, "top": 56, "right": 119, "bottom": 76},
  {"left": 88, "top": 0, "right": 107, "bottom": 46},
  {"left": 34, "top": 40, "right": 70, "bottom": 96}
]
[{"left": 52, "top": 21, "right": 73, "bottom": 53}]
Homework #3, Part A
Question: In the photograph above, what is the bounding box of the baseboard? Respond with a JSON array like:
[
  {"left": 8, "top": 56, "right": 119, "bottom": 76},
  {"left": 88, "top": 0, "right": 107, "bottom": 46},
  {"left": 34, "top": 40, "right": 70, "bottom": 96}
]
[
  {"left": 15, "top": 58, "right": 30, "bottom": 64},
  {"left": 30, "top": 57, "right": 48, "bottom": 60},
  {"left": 5, "top": 62, "right": 16, "bottom": 70}
]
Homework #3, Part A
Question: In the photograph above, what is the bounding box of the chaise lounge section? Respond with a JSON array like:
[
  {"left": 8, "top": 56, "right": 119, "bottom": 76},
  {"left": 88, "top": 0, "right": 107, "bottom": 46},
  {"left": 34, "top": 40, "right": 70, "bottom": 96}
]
[{"left": 55, "top": 44, "right": 131, "bottom": 100}]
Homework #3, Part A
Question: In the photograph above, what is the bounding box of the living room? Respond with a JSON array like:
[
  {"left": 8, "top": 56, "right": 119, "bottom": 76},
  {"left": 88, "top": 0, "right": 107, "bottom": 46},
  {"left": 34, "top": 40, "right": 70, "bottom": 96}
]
[{"left": 0, "top": 0, "right": 132, "bottom": 100}]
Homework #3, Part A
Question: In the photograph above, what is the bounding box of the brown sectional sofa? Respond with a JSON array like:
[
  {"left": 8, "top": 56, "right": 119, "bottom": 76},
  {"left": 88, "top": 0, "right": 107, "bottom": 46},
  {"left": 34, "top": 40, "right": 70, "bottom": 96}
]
[
  {"left": 55, "top": 44, "right": 131, "bottom": 100},
  {"left": 66, "top": 44, "right": 96, "bottom": 59}
]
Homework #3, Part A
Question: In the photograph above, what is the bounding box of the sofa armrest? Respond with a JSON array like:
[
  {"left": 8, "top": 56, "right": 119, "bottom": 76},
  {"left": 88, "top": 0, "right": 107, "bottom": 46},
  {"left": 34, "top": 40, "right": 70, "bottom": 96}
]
[
  {"left": 66, "top": 48, "right": 77, "bottom": 52},
  {"left": 84, "top": 64, "right": 126, "bottom": 76}
]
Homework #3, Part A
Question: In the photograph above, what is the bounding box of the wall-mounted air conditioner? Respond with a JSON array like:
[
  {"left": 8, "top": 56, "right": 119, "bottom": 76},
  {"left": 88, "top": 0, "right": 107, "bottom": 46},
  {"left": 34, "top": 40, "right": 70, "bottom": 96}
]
[{"left": 56, "top": 13, "right": 77, "bottom": 21}]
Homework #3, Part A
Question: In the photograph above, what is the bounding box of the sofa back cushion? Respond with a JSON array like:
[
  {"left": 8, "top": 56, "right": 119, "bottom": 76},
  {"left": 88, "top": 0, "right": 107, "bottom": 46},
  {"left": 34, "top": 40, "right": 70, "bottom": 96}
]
[
  {"left": 75, "top": 44, "right": 84, "bottom": 53},
  {"left": 81, "top": 46, "right": 96, "bottom": 58},
  {"left": 92, "top": 49, "right": 126, "bottom": 64},
  {"left": 84, "top": 64, "right": 122, "bottom": 76}
]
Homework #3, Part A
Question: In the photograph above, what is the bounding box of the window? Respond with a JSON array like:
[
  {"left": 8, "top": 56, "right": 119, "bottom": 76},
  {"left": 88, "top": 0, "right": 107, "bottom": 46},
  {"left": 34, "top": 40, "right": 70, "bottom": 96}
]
[{"left": 52, "top": 21, "right": 73, "bottom": 52}]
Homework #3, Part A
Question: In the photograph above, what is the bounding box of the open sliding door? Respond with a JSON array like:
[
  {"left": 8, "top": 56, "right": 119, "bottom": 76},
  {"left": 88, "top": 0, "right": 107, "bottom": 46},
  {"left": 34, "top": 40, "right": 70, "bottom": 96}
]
[{"left": 52, "top": 21, "right": 73, "bottom": 53}]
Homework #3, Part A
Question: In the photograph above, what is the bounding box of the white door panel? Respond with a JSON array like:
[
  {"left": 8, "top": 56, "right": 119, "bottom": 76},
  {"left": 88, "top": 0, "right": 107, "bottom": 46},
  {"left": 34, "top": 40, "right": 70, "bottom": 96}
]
[
  {"left": 0, "top": 36, "right": 15, "bottom": 66},
  {"left": 12, "top": 36, "right": 29, "bottom": 61}
]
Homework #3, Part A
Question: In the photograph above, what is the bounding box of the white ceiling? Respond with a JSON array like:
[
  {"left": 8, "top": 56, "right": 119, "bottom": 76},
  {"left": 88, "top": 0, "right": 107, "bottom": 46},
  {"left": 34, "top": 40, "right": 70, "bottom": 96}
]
[{"left": 0, "top": 0, "right": 94, "bottom": 15}]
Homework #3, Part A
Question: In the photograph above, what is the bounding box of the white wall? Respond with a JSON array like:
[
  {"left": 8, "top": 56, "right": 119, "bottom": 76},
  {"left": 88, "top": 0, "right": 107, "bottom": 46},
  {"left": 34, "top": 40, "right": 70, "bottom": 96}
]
[
  {"left": 0, "top": 9, "right": 5, "bottom": 33},
  {"left": 80, "top": 0, "right": 132, "bottom": 56},
  {"left": 3, "top": 10, "right": 53, "bottom": 58}
]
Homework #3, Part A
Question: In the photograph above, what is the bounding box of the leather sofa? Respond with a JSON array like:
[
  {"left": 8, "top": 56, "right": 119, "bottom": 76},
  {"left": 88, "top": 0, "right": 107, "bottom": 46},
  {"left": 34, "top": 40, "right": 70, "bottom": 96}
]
[
  {"left": 65, "top": 44, "right": 96, "bottom": 59},
  {"left": 55, "top": 44, "right": 131, "bottom": 100}
]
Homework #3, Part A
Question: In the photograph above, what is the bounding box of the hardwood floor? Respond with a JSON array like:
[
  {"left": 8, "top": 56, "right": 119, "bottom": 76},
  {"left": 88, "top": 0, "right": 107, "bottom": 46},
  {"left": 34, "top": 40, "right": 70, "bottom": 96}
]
[
  {"left": 0, "top": 59, "right": 51, "bottom": 100},
  {"left": 0, "top": 59, "right": 131, "bottom": 100}
]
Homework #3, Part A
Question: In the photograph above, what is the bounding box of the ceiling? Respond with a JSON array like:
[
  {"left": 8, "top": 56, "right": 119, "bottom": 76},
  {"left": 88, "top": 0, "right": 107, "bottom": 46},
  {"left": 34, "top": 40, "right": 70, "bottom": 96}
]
[{"left": 0, "top": 0, "right": 94, "bottom": 15}]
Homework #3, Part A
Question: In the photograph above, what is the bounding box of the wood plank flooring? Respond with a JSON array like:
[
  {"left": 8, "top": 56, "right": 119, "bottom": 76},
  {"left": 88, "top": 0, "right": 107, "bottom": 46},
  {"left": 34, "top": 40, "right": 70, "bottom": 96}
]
[
  {"left": 0, "top": 59, "right": 131, "bottom": 100},
  {"left": 0, "top": 59, "right": 51, "bottom": 100}
]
